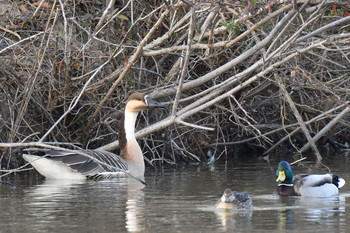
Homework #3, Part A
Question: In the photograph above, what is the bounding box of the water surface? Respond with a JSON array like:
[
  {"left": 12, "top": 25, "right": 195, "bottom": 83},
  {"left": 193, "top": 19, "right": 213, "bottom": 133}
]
[{"left": 1, "top": 156, "right": 350, "bottom": 232}]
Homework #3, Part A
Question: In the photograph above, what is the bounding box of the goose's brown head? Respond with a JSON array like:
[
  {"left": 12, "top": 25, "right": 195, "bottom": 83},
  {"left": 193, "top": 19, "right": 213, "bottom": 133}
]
[{"left": 125, "top": 93, "right": 165, "bottom": 112}]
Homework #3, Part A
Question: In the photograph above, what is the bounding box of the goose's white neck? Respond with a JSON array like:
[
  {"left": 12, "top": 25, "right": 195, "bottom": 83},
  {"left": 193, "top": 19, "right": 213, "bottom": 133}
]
[
  {"left": 123, "top": 110, "right": 144, "bottom": 179},
  {"left": 124, "top": 111, "right": 139, "bottom": 140}
]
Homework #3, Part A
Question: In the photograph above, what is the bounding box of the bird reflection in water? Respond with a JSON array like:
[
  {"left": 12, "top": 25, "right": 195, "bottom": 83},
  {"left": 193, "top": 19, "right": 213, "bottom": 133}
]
[
  {"left": 214, "top": 205, "right": 253, "bottom": 231},
  {"left": 214, "top": 189, "right": 253, "bottom": 231},
  {"left": 277, "top": 195, "right": 346, "bottom": 231},
  {"left": 23, "top": 178, "right": 146, "bottom": 232},
  {"left": 125, "top": 180, "right": 145, "bottom": 232}
]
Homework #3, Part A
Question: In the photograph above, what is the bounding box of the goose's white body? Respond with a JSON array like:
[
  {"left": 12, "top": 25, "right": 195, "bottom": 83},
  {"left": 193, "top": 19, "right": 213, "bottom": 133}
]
[{"left": 23, "top": 154, "right": 87, "bottom": 180}]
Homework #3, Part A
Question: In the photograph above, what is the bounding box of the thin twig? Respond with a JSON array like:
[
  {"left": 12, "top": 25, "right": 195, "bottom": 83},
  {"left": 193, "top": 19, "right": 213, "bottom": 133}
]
[
  {"left": 94, "top": 0, "right": 116, "bottom": 33},
  {"left": 84, "top": 7, "right": 170, "bottom": 133},
  {"left": 300, "top": 106, "right": 350, "bottom": 153},
  {"left": 296, "top": 15, "right": 350, "bottom": 43},
  {"left": 290, "top": 157, "right": 307, "bottom": 165},
  {"left": 7, "top": 6, "right": 59, "bottom": 152},
  {"left": 39, "top": 59, "right": 111, "bottom": 142},
  {"left": 277, "top": 75, "right": 322, "bottom": 162},
  {"left": 171, "top": 7, "right": 195, "bottom": 118},
  {"left": 0, "top": 32, "right": 44, "bottom": 55}
]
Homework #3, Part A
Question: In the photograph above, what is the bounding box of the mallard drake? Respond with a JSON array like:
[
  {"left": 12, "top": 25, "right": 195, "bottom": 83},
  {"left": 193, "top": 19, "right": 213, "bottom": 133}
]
[
  {"left": 275, "top": 161, "right": 299, "bottom": 196},
  {"left": 216, "top": 188, "right": 252, "bottom": 209},
  {"left": 23, "top": 93, "right": 165, "bottom": 181},
  {"left": 276, "top": 161, "right": 345, "bottom": 197}
]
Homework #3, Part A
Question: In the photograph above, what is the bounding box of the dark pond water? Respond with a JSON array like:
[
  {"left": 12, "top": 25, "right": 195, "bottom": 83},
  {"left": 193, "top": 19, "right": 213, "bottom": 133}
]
[{"left": 1, "top": 154, "right": 350, "bottom": 232}]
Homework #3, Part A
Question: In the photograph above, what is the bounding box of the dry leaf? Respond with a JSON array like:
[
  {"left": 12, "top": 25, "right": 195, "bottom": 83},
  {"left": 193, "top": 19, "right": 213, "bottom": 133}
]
[{"left": 19, "top": 4, "right": 28, "bottom": 13}]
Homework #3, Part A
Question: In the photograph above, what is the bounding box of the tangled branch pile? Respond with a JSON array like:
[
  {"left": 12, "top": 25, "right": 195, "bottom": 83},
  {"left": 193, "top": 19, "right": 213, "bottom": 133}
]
[{"left": 0, "top": 0, "right": 349, "bottom": 168}]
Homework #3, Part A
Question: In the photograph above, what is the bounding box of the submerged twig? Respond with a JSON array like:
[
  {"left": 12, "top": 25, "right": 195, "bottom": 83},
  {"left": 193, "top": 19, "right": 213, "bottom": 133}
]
[{"left": 0, "top": 181, "right": 16, "bottom": 190}]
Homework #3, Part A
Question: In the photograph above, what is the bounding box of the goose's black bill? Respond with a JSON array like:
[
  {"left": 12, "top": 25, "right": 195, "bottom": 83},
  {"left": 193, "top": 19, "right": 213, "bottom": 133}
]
[{"left": 145, "top": 96, "right": 166, "bottom": 108}]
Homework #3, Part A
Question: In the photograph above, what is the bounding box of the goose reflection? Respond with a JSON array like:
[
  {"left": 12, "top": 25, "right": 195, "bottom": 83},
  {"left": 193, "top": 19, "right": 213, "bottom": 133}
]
[
  {"left": 124, "top": 180, "right": 145, "bottom": 232},
  {"left": 23, "top": 178, "right": 146, "bottom": 232},
  {"left": 23, "top": 179, "right": 87, "bottom": 223},
  {"left": 24, "top": 179, "right": 86, "bottom": 204}
]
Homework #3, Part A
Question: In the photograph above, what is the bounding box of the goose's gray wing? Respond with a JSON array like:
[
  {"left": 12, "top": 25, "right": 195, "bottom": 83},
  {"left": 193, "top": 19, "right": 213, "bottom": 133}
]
[{"left": 26, "top": 148, "right": 129, "bottom": 177}]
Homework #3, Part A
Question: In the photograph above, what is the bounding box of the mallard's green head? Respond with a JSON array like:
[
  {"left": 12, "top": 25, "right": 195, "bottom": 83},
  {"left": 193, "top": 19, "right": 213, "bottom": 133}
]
[{"left": 276, "top": 161, "right": 294, "bottom": 185}]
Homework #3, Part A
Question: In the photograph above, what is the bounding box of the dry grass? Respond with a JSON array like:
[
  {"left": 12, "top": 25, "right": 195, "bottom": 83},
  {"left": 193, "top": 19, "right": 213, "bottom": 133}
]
[{"left": 0, "top": 0, "right": 350, "bottom": 169}]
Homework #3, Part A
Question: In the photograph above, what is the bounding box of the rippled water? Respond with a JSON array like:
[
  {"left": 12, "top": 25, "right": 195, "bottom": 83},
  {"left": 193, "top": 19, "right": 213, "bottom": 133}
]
[{"left": 1, "top": 155, "right": 350, "bottom": 232}]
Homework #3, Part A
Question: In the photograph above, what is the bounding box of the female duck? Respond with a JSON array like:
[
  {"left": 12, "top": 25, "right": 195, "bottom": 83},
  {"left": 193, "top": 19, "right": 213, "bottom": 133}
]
[
  {"left": 23, "top": 93, "right": 165, "bottom": 182},
  {"left": 216, "top": 188, "right": 252, "bottom": 209},
  {"left": 276, "top": 161, "right": 345, "bottom": 197}
]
